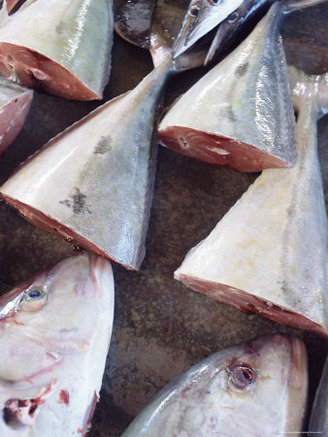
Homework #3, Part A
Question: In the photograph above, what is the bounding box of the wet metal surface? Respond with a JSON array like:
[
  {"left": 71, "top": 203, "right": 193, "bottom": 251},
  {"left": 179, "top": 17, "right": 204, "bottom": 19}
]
[{"left": 0, "top": 3, "right": 328, "bottom": 436}]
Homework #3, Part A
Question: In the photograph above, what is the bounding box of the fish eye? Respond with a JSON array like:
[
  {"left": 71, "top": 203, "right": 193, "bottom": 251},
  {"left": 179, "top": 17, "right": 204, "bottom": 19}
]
[
  {"left": 189, "top": 6, "right": 200, "bottom": 17},
  {"left": 24, "top": 288, "right": 45, "bottom": 301},
  {"left": 228, "top": 363, "right": 256, "bottom": 390},
  {"left": 209, "top": 0, "right": 221, "bottom": 5},
  {"left": 228, "top": 12, "right": 239, "bottom": 23},
  {"left": 19, "top": 285, "right": 48, "bottom": 312}
]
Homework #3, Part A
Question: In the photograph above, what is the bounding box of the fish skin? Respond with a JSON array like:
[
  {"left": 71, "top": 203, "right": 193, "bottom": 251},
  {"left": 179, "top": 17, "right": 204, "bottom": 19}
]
[
  {"left": 0, "top": 0, "right": 113, "bottom": 100},
  {"left": 174, "top": 68, "right": 328, "bottom": 337},
  {"left": 159, "top": 3, "right": 296, "bottom": 172},
  {"left": 0, "top": 76, "right": 33, "bottom": 155},
  {"left": 122, "top": 334, "right": 308, "bottom": 436},
  {"left": 309, "top": 355, "right": 328, "bottom": 435},
  {"left": 0, "top": 58, "right": 172, "bottom": 270},
  {"left": 0, "top": 252, "right": 114, "bottom": 436},
  {"left": 172, "top": 0, "right": 244, "bottom": 59}
]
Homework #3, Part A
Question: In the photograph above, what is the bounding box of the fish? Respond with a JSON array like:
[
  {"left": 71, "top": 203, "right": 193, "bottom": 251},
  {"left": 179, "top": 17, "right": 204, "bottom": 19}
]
[
  {"left": 0, "top": 58, "right": 172, "bottom": 270},
  {"left": 0, "top": 76, "right": 33, "bottom": 156},
  {"left": 173, "top": 0, "right": 328, "bottom": 60},
  {"left": 122, "top": 334, "right": 308, "bottom": 436},
  {"left": 204, "top": 0, "right": 275, "bottom": 65},
  {"left": 0, "top": 252, "right": 115, "bottom": 436},
  {"left": 158, "top": 2, "right": 296, "bottom": 172},
  {"left": 0, "top": 0, "right": 113, "bottom": 100},
  {"left": 172, "top": 0, "right": 244, "bottom": 59},
  {"left": 309, "top": 355, "right": 328, "bottom": 434},
  {"left": 174, "top": 67, "right": 328, "bottom": 337}
]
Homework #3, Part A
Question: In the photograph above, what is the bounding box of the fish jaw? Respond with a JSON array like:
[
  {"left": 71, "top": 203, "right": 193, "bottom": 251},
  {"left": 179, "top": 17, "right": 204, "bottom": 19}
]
[
  {"left": 159, "top": 3, "right": 296, "bottom": 172},
  {"left": 0, "top": 0, "right": 113, "bottom": 100},
  {"left": 0, "top": 253, "right": 114, "bottom": 436},
  {"left": 0, "top": 78, "right": 33, "bottom": 155},
  {"left": 122, "top": 334, "right": 308, "bottom": 436},
  {"left": 172, "top": 0, "right": 244, "bottom": 59}
]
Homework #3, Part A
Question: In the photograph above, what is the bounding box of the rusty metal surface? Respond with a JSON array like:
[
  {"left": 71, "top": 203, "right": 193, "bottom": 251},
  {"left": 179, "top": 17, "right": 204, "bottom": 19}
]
[{"left": 0, "top": 2, "right": 328, "bottom": 436}]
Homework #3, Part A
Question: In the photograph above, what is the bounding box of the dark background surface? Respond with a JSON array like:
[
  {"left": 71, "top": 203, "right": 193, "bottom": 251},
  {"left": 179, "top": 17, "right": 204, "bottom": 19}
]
[{"left": 0, "top": 2, "right": 328, "bottom": 435}]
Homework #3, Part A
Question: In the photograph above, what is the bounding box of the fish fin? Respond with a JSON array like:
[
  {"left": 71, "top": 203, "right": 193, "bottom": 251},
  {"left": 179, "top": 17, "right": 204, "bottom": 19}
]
[
  {"left": 283, "top": 0, "right": 328, "bottom": 13},
  {"left": 288, "top": 65, "right": 328, "bottom": 117}
]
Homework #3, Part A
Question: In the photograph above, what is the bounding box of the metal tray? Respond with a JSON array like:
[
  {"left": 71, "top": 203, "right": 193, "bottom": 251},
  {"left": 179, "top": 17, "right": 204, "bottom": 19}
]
[{"left": 0, "top": 2, "right": 328, "bottom": 435}]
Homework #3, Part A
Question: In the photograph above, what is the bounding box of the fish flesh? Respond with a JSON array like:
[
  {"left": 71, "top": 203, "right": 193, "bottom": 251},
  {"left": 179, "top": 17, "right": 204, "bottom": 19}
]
[
  {"left": 0, "top": 252, "right": 115, "bottom": 436},
  {"left": 309, "top": 354, "right": 328, "bottom": 434},
  {"left": 158, "top": 3, "right": 296, "bottom": 172},
  {"left": 122, "top": 334, "right": 308, "bottom": 436},
  {"left": 0, "top": 58, "right": 171, "bottom": 270},
  {"left": 174, "top": 67, "right": 328, "bottom": 337},
  {"left": 0, "top": 0, "right": 113, "bottom": 100},
  {"left": 0, "top": 76, "right": 33, "bottom": 156},
  {"left": 172, "top": 0, "right": 244, "bottom": 59},
  {"left": 205, "top": 0, "right": 275, "bottom": 65}
]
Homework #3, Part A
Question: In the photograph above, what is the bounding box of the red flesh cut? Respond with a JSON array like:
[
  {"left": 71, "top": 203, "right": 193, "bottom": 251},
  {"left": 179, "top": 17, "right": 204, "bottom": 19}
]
[
  {"left": 0, "top": 43, "right": 99, "bottom": 100},
  {"left": 159, "top": 126, "right": 292, "bottom": 172},
  {"left": 177, "top": 274, "right": 328, "bottom": 337}
]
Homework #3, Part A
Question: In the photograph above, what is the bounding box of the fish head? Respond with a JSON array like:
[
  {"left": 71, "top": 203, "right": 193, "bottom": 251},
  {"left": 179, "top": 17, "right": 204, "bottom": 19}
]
[
  {"left": 180, "top": 334, "right": 307, "bottom": 434},
  {"left": 172, "top": 0, "right": 244, "bottom": 59},
  {"left": 0, "top": 253, "right": 114, "bottom": 435},
  {"left": 205, "top": 0, "right": 275, "bottom": 64},
  {"left": 124, "top": 334, "right": 307, "bottom": 436}
]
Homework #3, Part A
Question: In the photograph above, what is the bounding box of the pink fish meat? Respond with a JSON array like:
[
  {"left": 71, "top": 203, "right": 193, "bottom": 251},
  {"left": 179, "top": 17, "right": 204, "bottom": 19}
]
[
  {"left": 158, "top": 3, "right": 296, "bottom": 172},
  {"left": 0, "top": 77, "right": 33, "bottom": 155},
  {"left": 0, "top": 0, "right": 113, "bottom": 100},
  {"left": 174, "top": 67, "right": 328, "bottom": 337}
]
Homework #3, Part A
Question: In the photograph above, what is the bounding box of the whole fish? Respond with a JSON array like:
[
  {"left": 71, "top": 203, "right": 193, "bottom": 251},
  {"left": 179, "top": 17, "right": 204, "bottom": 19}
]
[
  {"left": 122, "top": 334, "right": 308, "bottom": 436},
  {"left": 0, "top": 76, "right": 33, "bottom": 155},
  {"left": 0, "top": 0, "right": 113, "bottom": 100},
  {"left": 159, "top": 3, "right": 296, "bottom": 172},
  {"left": 172, "top": 0, "right": 244, "bottom": 59},
  {"left": 0, "top": 252, "right": 115, "bottom": 436},
  {"left": 309, "top": 355, "right": 328, "bottom": 434},
  {"left": 174, "top": 67, "right": 328, "bottom": 337},
  {"left": 0, "top": 58, "right": 171, "bottom": 270}
]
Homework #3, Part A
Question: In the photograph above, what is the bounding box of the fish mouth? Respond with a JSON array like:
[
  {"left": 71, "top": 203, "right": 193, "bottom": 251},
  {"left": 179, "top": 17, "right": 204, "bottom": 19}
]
[
  {"left": 2, "top": 380, "right": 56, "bottom": 430},
  {"left": 3, "top": 397, "right": 40, "bottom": 429}
]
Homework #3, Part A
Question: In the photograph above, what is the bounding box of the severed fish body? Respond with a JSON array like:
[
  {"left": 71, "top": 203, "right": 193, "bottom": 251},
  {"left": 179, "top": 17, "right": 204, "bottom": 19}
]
[
  {"left": 122, "top": 334, "right": 308, "bottom": 436},
  {"left": 158, "top": 3, "right": 296, "bottom": 172},
  {"left": 0, "top": 253, "right": 115, "bottom": 436},
  {"left": 0, "top": 59, "right": 171, "bottom": 270},
  {"left": 309, "top": 355, "right": 328, "bottom": 435},
  {"left": 174, "top": 69, "right": 328, "bottom": 337},
  {"left": 0, "top": 0, "right": 113, "bottom": 100},
  {"left": 0, "top": 76, "right": 33, "bottom": 155}
]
